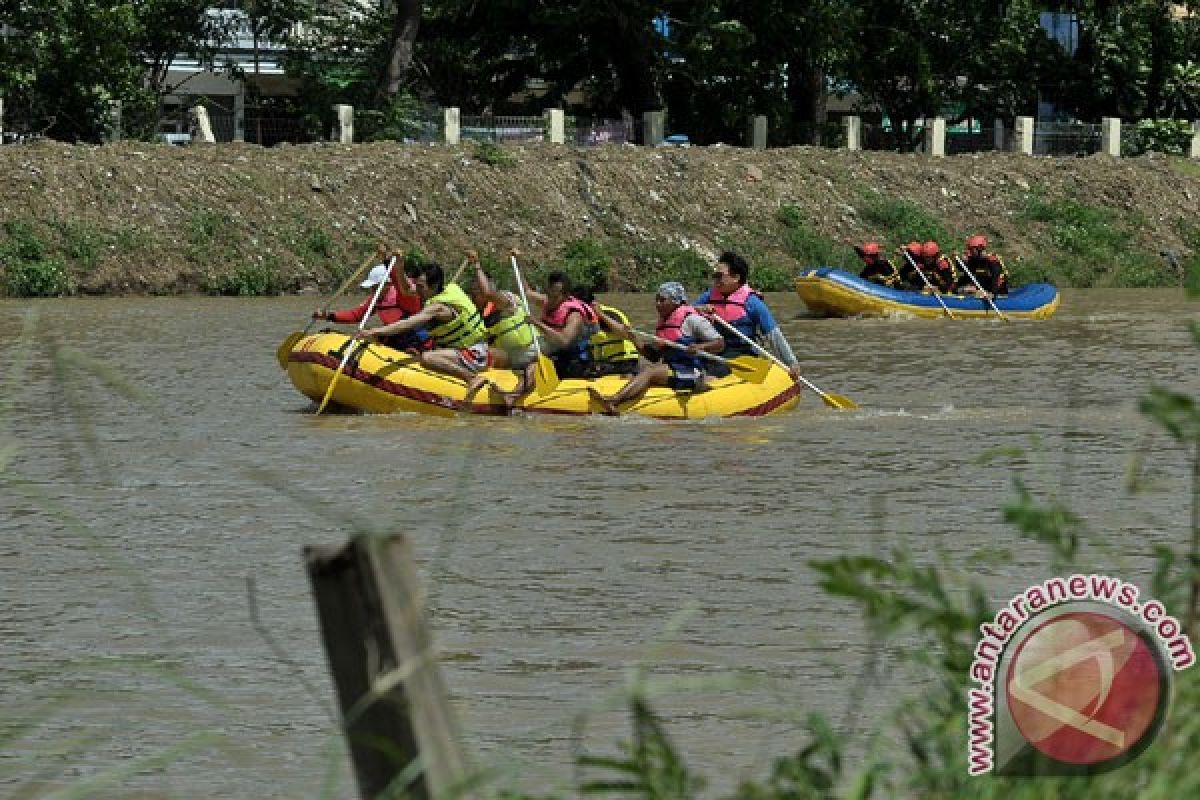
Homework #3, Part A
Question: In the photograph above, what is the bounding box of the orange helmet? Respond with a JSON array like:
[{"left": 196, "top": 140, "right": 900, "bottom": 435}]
[
  {"left": 967, "top": 234, "right": 987, "bottom": 249},
  {"left": 921, "top": 240, "right": 940, "bottom": 258},
  {"left": 905, "top": 240, "right": 922, "bottom": 255},
  {"left": 861, "top": 241, "right": 881, "bottom": 257}
]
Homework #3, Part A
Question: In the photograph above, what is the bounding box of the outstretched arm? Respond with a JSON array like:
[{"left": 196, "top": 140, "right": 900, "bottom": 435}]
[{"left": 358, "top": 303, "right": 450, "bottom": 339}]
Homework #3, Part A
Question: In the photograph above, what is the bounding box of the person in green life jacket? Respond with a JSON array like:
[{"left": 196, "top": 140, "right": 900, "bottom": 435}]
[
  {"left": 588, "top": 281, "right": 725, "bottom": 415},
  {"left": 355, "top": 260, "right": 487, "bottom": 382},
  {"left": 574, "top": 286, "right": 641, "bottom": 377},
  {"left": 459, "top": 250, "right": 541, "bottom": 405}
]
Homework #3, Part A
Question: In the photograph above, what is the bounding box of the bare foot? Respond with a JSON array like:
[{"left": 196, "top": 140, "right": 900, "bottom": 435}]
[
  {"left": 465, "top": 375, "right": 491, "bottom": 396},
  {"left": 587, "top": 387, "right": 619, "bottom": 416},
  {"left": 459, "top": 375, "right": 496, "bottom": 411}
]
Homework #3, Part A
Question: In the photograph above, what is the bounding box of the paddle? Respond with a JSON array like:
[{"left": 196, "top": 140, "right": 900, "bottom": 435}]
[
  {"left": 627, "top": 327, "right": 772, "bottom": 384},
  {"left": 709, "top": 316, "right": 858, "bottom": 410},
  {"left": 314, "top": 256, "right": 397, "bottom": 415},
  {"left": 509, "top": 251, "right": 560, "bottom": 396},
  {"left": 277, "top": 250, "right": 381, "bottom": 370},
  {"left": 901, "top": 249, "right": 957, "bottom": 319},
  {"left": 953, "top": 254, "right": 1010, "bottom": 322}
]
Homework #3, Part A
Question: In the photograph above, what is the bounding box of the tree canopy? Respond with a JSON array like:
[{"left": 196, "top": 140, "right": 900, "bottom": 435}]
[{"left": 1, "top": 0, "right": 1198, "bottom": 145}]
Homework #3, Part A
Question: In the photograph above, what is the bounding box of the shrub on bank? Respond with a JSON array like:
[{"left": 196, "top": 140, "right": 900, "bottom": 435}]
[{"left": 1, "top": 219, "right": 70, "bottom": 297}]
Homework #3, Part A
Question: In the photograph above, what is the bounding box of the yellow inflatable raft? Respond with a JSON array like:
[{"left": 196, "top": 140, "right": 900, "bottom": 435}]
[{"left": 280, "top": 331, "right": 802, "bottom": 419}]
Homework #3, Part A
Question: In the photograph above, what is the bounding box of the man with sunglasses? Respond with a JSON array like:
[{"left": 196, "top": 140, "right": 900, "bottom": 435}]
[{"left": 693, "top": 251, "right": 802, "bottom": 381}]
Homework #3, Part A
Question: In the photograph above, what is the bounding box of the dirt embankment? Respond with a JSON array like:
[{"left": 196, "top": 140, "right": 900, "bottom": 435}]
[{"left": 1, "top": 139, "right": 1197, "bottom": 295}]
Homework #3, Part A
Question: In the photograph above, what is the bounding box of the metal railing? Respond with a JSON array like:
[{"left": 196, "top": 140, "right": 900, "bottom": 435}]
[
  {"left": 946, "top": 130, "right": 999, "bottom": 155},
  {"left": 568, "top": 116, "right": 631, "bottom": 146},
  {"left": 459, "top": 114, "right": 545, "bottom": 143},
  {"left": 1033, "top": 122, "right": 1101, "bottom": 156}
]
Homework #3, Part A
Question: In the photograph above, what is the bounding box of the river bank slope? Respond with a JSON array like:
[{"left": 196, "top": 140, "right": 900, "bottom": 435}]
[{"left": 1, "top": 139, "right": 1197, "bottom": 296}]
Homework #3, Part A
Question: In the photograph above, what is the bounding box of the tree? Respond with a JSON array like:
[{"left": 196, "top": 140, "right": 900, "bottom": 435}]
[
  {"left": 0, "top": 1, "right": 245, "bottom": 142},
  {"left": 380, "top": 0, "right": 422, "bottom": 100}
]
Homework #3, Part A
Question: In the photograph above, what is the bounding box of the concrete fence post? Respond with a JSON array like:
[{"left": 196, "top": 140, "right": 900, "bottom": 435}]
[
  {"left": 332, "top": 104, "right": 354, "bottom": 144},
  {"left": 843, "top": 115, "right": 861, "bottom": 151},
  {"left": 444, "top": 106, "right": 460, "bottom": 145},
  {"left": 233, "top": 89, "right": 246, "bottom": 143},
  {"left": 1, "top": 96, "right": 4, "bottom": 143},
  {"left": 546, "top": 108, "right": 565, "bottom": 145},
  {"left": 642, "top": 110, "right": 664, "bottom": 146},
  {"left": 1101, "top": 116, "right": 1121, "bottom": 157},
  {"left": 106, "top": 100, "right": 122, "bottom": 143},
  {"left": 925, "top": 116, "right": 946, "bottom": 157},
  {"left": 994, "top": 119, "right": 1006, "bottom": 151},
  {"left": 1191, "top": 120, "right": 1200, "bottom": 159},
  {"left": 1014, "top": 116, "right": 1034, "bottom": 155},
  {"left": 748, "top": 114, "right": 767, "bottom": 149},
  {"left": 190, "top": 105, "right": 216, "bottom": 144}
]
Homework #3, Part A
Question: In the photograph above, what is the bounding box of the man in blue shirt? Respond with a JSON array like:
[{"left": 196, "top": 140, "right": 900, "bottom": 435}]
[{"left": 692, "top": 251, "right": 802, "bottom": 381}]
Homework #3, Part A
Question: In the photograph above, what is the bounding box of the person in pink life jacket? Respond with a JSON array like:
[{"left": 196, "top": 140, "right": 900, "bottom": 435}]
[
  {"left": 518, "top": 266, "right": 599, "bottom": 380},
  {"left": 588, "top": 281, "right": 724, "bottom": 415},
  {"left": 692, "top": 251, "right": 802, "bottom": 381}
]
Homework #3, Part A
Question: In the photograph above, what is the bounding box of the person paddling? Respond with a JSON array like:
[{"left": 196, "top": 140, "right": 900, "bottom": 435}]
[
  {"left": 575, "top": 286, "right": 641, "bottom": 378},
  {"left": 356, "top": 261, "right": 488, "bottom": 382},
  {"left": 588, "top": 281, "right": 725, "bottom": 415},
  {"left": 854, "top": 241, "right": 902, "bottom": 288},
  {"left": 692, "top": 251, "right": 802, "bottom": 381},
  {"left": 957, "top": 235, "right": 1010, "bottom": 299},
  {"left": 314, "top": 247, "right": 429, "bottom": 352},
  {"left": 460, "top": 251, "right": 541, "bottom": 407}
]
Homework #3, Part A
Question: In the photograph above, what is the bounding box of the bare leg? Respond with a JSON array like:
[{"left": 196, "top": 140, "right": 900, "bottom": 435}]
[
  {"left": 594, "top": 363, "right": 670, "bottom": 413},
  {"left": 420, "top": 349, "right": 476, "bottom": 382}
]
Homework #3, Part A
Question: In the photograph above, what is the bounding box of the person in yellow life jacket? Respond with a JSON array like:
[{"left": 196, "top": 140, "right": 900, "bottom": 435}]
[
  {"left": 958, "top": 234, "right": 1010, "bottom": 298},
  {"left": 356, "top": 260, "right": 487, "bottom": 382},
  {"left": 588, "top": 281, "right": 725, "bottom": 415},
  {"left": 459, "top": 251, "right": 541, "bottom": 403},
  {"left": 574, "top": 286, "right": 640, "bottom": 377},
  {"left": 854, "top": 241, "right": 902, "bottom": 288},
  {"left": 520, "top": 269, "right": 599, "bottom": 379}
]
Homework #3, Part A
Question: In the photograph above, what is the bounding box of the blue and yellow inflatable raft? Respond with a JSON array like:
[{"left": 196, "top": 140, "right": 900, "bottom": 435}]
[{"left": 794, "top": 268, "right": 1060, "bottom": 320}]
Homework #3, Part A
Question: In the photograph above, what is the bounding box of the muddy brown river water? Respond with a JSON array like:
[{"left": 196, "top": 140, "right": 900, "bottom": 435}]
[{"left": 2, "top": 289, "right": 1197, "bottom": 797}]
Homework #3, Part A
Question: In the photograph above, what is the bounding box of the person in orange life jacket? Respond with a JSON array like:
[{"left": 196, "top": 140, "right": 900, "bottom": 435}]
[
  {"left": 521, "top": 268, "right": 599, "bottom": 379},
  {"left": 692, "top": 251, "right": 802, "bottom": 381},
  {"left": 316, "top": 255, "right": 431, "bottom": 352},
  {"left": 896, "top": 240, "right": 925, "bottom": 289},
  {"left": 588, "top": 281, "right": 725, "bottom": 415},
  {"left": 854, "top": 241, "right": 902, "bottom": 288},
  {"left": 958, "top": 234, "right": 1010, "bottom": 298},
  {"left": 911, "top": 240, "right": 957, "bottom": 293},
  {"left": 355, "top": 261, "right": 488, "bottom": 382},
  {"left": 460, "top": 251, "right": 542, "bottom": 403}
]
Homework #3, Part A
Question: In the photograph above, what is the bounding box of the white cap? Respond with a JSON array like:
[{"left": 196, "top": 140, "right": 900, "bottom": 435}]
[{"left": 360, "top": 264, "right": 389, "bottom": 288}]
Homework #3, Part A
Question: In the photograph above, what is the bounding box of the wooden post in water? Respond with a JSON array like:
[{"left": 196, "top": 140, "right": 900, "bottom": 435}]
[{"left": 306, "top": 534, "right": 468, "bottom": 800}]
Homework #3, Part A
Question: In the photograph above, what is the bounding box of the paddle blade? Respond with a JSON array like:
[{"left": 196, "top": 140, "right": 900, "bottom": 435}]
[
  {"left": 820, "top": 391, "right": 858, "bottom": 410},
  {"left": 533, "top": 353, "right": 560, "bottom": 396},
  {"left": 315, "top": 342, "right": 359, "bottom": 415},
  {"left": 728, "top": 356, "right": 772, "bottom": 384},
  {"left": 276, "top": 331, "right": 304, "bottom": 370}
]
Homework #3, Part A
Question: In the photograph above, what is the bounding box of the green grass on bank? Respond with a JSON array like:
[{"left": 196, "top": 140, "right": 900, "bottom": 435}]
[{"left": 0, "top": 191, "right": 1191, "bottom": 297}]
